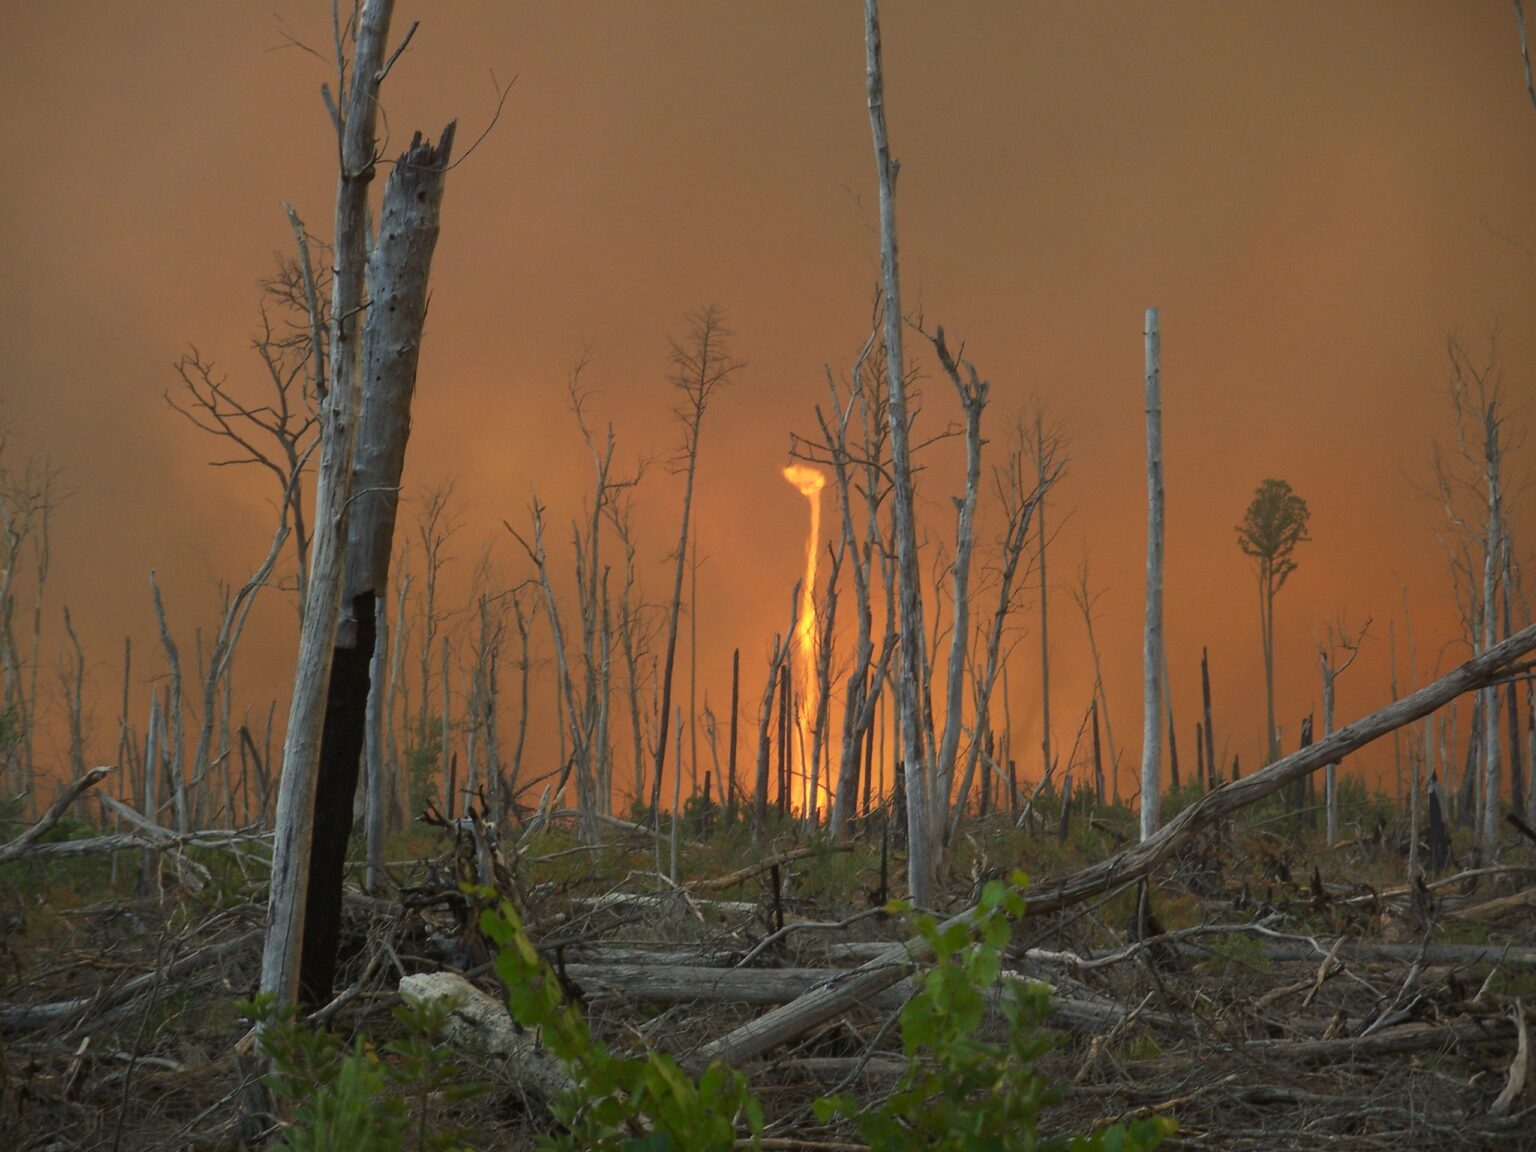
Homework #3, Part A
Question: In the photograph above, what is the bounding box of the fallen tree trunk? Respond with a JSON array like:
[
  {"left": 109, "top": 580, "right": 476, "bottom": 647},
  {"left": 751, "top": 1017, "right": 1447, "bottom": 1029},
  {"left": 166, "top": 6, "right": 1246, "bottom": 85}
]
[
  {"left": 692, "top": 624, "right": 1536, "bottom": 1069},
  {"left": 9, "top": 829, "right": 268, "bottom": 862},
  {"left": 562, "top": 962, "right": 1137, "bottom": 1034},
  {"left": 0, "top": 766, "right": 112, "bottom": 864},
  {"left": 1252, "top": 1016, "right": 1517, "bottom": 1063},
  {"left": 0, "top": 929, "right": 260, "bottom": 1034}
]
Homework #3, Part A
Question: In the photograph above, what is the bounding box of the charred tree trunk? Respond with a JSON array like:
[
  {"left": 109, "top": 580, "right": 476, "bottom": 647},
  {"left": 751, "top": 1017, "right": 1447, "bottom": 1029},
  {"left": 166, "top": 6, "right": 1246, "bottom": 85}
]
[
  {"left": 260, "top": 0, "right": 399, "bottom": 1009},
  {"left": 295, "top": 120, "right": 454, "bottom": 1009}
]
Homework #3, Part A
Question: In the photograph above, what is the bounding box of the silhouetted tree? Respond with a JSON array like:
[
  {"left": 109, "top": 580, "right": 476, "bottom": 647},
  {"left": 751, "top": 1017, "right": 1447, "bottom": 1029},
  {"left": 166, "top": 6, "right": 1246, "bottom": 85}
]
[{"left": 1237, "top": 478, "right": 1312, "bottom": 767}]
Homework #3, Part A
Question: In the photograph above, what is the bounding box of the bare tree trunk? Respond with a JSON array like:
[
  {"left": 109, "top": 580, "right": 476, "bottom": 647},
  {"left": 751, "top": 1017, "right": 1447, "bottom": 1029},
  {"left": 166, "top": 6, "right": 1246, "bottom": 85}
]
[
  {"left": 1036, "top": 413, "right": 1052, "bottom": 799},
  {"left": 1201, "top": 647, "right": 1216, "bottom": 789},
  {"left": 142, "top": 695, "right": 161, "bottom": 897},
  {"left": 1073, "top": 561, "right": 1120, "bottom": 803},
  {"left": 649, "top": 310, "right": 742, "bottom": 821},
  {"left": 1140, "top": 307, "right": 1164, "bottom": 841},
  {"left": 727, "top": 648, "right": 740, "bottom": 822},
  {"left": 929, "top": 329, "right": 984, "bottom": 850},
  {"left": 386, "top": 559, "right": 410, "bottom": 827},
  {"left": 754, "top": 589, "right": 798, "bottom": 844},
  {"left": 945, "top": 421, "right": 1056, "bottom": 853},
  {"left": 808, "top": 541, "right": 843, "bottom": 826},
  {"left": 260, "top": 0, "right": 401, "bottom": 1010},
  {"left": 61, "top": 607, "right": 87, "bottom": 780},
  {"left": 149, "top": 574, "right": 187, "bottom": 833},
  {"left": 509, "top": 590, "right": 532, "bottom": 815},
  {"left": 365, "top": 612, "right": 387, "bottom": 892},
  {"left": 299, "top": 117, "right": 453, "bottom": 1003},
  {"left": 865, "top": 0, "right": 933, "bottom": 906},
  {"left": 1504, "top": 547, "right": 1523, "bottom": 816},
  {"left": 1404, "top": 590, "right": 1424, "bottom": 878},
  {"left": 1481, "top": 401, "right": 1503, "bottom": 860}
]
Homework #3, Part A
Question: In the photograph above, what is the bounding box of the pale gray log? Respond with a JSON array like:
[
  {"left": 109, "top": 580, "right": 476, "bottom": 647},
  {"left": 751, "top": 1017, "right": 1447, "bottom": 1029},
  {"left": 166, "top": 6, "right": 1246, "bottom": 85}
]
[{"left": 0, "top": 765, "right": 111, "bottom": 864}]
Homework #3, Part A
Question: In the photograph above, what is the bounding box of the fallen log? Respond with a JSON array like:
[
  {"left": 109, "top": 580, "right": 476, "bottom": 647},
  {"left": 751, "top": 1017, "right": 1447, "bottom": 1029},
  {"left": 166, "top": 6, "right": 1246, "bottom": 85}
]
[
  {"left": 0, "top": 766, "right": 113, "bottom": 865},
  {"left": 561, "top": 962, "right": 1138, "bottom": 1034},
  {"left": 1251, "top": 1016, "right": 1517, "bottom": 1063},
  {"left": 399, "top": 971, "right": 569, "bottom": 1103},
  {"left": 692, "top": 624, "right": 1536, "bottom": 1070},
  {"left": 0, "top": 928, "right": 260, "bottom": 1034}
]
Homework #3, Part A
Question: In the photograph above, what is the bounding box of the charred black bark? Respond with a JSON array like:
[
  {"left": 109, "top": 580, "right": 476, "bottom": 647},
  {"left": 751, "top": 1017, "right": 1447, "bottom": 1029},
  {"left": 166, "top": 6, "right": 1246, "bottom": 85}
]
[{"left": 299, "top": 591, "right": 377, "bottom": 1007}]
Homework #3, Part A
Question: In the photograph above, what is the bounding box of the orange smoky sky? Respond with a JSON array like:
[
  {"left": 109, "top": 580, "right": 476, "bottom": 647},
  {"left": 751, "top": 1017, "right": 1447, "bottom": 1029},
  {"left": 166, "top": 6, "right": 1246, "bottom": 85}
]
[{"left": 1, "top": 3, "right": 1534, "bottom": 809}]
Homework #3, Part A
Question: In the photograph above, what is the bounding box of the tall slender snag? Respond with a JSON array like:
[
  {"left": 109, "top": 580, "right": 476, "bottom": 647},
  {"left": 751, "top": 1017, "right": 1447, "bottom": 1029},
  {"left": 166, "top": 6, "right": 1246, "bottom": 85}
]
[
  {"left": 1141, "top": 308, "right": 1164, "bottom": 841},
  {"left": 864, "top": 0, "right": 934, "bottom": 906},
  {"left": 649, "top": 309, "right": 742, "bottom": 821}
]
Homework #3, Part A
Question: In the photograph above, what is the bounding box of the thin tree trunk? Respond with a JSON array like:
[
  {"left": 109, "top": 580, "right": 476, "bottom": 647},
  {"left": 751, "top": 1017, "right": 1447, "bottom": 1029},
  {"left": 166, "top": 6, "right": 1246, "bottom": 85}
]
[
  {"left": 1504, "top": 545, "right": 1522, "bottom": 818},
  {"left": 727, "top": 648, "right": 740, "bottom": 822},
  {"left": 1140, "top": 307, "right": 1164, "bottom": 841},
  {"left": 1036, "top": 413, "right": 1051, "bottom": 801},
  {"left": 866, "top": 0, "right": 932, "bottom": 905},
  {"left": 365, "top": 612, "right": 387, "bottom": 891},
  {"left": 1481, "top": 401, "right": 1503, "bottom": 859}
]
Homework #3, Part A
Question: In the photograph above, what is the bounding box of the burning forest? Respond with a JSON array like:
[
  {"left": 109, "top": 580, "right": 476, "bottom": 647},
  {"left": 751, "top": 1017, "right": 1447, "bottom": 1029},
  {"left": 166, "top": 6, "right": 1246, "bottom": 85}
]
[{"left": 4, "top": 2, "right": 1536, "bottom": 1150}]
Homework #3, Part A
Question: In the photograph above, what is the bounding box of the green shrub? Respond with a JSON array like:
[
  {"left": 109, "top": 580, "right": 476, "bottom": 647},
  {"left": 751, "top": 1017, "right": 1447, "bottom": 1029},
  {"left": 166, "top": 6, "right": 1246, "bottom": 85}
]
[
  {"left": 482, "top": 901, "right": 762, "bottom": 1151},
  {"left": 241, "top": 992, "right": 481, "bottom": 1152},
  {"left": 816, "top": 875, "right": 1173, "bottom": 1151}
]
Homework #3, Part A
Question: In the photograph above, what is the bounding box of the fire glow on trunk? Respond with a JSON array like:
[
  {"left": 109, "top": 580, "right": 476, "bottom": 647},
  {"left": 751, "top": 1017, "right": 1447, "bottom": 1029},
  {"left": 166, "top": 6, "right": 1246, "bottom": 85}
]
[{"left": 782, "top": 463, "right": 826, "bottom": 815}]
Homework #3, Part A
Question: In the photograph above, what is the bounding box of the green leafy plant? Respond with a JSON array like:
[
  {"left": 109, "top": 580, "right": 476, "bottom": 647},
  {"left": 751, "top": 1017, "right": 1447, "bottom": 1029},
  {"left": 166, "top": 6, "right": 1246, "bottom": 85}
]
[
  {"left": 240, "top": 991, "right": 481, "bottom": 1152},
  {"left": 481, "top": 901, "right": 763, "bottom": 1151},
  {"left": 816, "top": 875, "right": 1173, "bottom": 1152}
]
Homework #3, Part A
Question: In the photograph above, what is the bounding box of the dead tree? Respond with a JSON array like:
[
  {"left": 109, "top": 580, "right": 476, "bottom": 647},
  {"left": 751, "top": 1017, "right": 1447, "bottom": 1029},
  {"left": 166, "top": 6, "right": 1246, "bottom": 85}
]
[
  {"left": 510, "top": 495, "right": 596, "bottom": 840},
  {"left": 1319, "top": 618, "right": 1368, "bottom": 846},
  {"left": 1428, "top": 336, "right": 1519, "bottom": 862},
  {"left": 927, "top": 327, "right": 986, "bottom": 856},
  {"left": 166, "top": 259, "right": 320, "bottom": 621},
  {"left": 648, "top": 308, "right": 743, "bottom": 821},
  {"left": 261, "top": 0, "right": 445, "bottom": 1010},
  {"left": 0, "top": 443, "right": 61, "bottom": 812},
  {"left": 295, "top": 119, "right": 454, "bottom": 1005},
  {"left": 1141, "top": 307, "right": 1165, "bottom": 840},
  {"left": 790, "top": 315, "right": 893, "bottom": 839},
  {"left": 946, "top": 416, "right": 1060, "bottom": 853},
  {"left": 1071, "top": 558, "right": 1121, "bottom": 805},
  {"left": 60, "top": 607, "right": 87, "bottom": 781},
  {"left": 754, "top": 587, "right": 799, "bottom": 843},
  {"left": 864, "top": 0, "right": 936, "bottom": 906},
  {"left": 148, "top": 574, "right": 188, "bottom": 832},
  {"left": 413, "top": 483, "right": 459, "bottom": 762},
  {"left": 608, "top": 491, "right": 653, "bottom": 811}
]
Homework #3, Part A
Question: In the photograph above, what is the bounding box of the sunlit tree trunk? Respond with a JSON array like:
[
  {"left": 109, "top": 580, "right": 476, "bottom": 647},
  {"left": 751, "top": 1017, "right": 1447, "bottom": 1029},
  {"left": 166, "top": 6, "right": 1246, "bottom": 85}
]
[{"left": 865, "top": 0, "right": 934, "bottom": 906}]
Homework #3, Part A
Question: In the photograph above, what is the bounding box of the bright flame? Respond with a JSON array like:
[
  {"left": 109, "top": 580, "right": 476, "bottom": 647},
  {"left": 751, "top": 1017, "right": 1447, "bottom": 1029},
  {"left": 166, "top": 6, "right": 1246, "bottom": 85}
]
[{"left": 782, "top": 464, "right": 827, "bottom": 817}]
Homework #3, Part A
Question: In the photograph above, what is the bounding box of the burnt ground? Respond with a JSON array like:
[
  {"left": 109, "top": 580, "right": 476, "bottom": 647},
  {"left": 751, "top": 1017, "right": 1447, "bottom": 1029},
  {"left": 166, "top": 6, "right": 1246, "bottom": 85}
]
[{"left": 3, "top": 800, "right": 1536, "bottom": 1151}]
